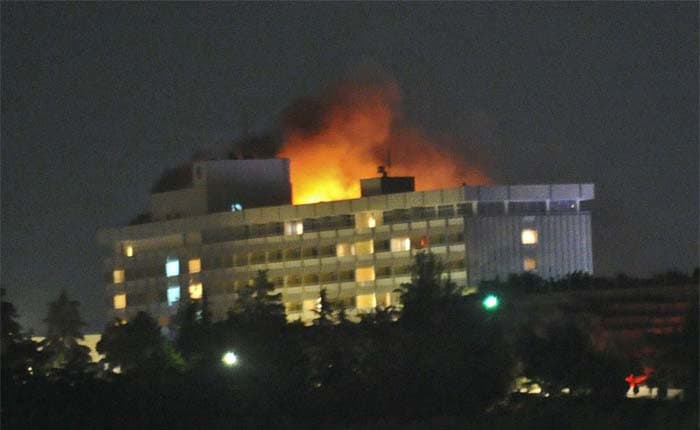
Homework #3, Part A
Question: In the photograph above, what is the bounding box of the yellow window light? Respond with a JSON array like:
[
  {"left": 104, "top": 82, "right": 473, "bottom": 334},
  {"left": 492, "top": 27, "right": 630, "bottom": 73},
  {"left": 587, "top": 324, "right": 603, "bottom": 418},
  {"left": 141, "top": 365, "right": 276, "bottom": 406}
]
[
  {"left": 113, "top": 269, "right": 125, "bottom": 284},
  {"left": 356, "top": 293, "right": 376, "bottom": 309},
  {"left": 355, "top": 266, "right": 375, "bottom": 282},
  {"left": 188, "top": 258, "right": 201, "bottom": 274},
  {"left": 523, "top": 257, "right": 537, "bottom": 271},
  {"left": 188, "top": 282, "right": 203, "bottom": 300},
  {"left": 113, "top": 294, "right": 126, "bottom": 310},
  {"left": 521, "top": 229, "right": 538, "bottom": 245}
]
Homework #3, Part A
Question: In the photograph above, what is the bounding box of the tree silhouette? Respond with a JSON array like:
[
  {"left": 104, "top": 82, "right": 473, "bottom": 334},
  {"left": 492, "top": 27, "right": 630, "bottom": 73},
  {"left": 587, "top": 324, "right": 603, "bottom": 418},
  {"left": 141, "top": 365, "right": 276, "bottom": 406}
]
[
  {"left": 98, "top": 311, "right": 184, "bottom": 376},
  {"left": 1, "top": 289, "right": 39, "bottom": 383},
  {"left": 40, "top": 290, "right": 91, "bottom": 375}
]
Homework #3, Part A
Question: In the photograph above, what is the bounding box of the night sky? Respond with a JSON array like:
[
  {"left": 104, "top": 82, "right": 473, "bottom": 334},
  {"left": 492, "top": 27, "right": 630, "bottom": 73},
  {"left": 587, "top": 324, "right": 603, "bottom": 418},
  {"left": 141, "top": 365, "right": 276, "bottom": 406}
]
[{"left": 2, "top": 3, "right": 697, "bottom": 333}]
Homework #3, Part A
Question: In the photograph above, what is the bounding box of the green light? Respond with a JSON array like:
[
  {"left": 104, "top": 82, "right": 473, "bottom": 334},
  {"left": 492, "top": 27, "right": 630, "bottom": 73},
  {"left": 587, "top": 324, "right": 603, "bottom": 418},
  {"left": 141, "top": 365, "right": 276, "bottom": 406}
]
[{"left": 482, "top": 294, "right": 499, "bottom": 310}]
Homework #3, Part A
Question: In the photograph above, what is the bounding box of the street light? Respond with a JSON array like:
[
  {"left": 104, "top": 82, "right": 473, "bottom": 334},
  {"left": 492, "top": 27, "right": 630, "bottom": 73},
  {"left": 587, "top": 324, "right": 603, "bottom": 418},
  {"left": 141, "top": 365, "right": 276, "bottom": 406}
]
[
  {"left": 222, "top": 351, "right": 239, "bottom": 367},
  {"left": 482, "top": 294, "right": 500, "bottom": 310}
]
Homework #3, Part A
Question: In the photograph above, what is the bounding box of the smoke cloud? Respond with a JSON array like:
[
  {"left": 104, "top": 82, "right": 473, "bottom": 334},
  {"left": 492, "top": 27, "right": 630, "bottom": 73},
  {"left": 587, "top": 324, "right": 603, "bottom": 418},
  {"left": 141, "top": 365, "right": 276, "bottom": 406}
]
[{"left": 277, "top": 75, "right": 490, "bottom": 204}]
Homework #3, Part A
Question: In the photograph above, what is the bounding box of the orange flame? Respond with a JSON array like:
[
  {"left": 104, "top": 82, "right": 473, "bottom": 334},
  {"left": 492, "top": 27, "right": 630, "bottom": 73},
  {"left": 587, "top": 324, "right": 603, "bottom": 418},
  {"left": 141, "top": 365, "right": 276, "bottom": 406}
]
[{"left": 278, "top": 80, "right": 490, "bottom": 205}]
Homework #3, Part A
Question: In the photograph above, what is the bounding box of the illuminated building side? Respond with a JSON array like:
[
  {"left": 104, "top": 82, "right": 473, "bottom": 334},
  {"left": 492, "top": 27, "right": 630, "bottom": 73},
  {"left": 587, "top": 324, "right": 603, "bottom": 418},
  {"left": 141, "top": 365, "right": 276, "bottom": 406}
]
[{"left": 97, "top": 158, "right": 594, "bottom": 325}]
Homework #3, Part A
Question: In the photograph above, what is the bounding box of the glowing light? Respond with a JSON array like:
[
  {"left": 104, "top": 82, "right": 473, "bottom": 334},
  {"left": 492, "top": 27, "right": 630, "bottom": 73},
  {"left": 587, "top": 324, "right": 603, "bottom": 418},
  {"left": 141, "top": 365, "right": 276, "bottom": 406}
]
[
  {"left": 113, "top": 269, "right": 125, "bottom": 284},
  {"left": 188, "top": 258, "right": 201, "bottom": 274},
  {"left": 278, "top": 80, "right": 491, "bottom": 205},
  {"left": 113, "top": 294, "right": 127, "bottom": 310},
  {"left": 222, "top": 351, "right": 238, "bottom": 366},
  {"left": 165, "top": 257, "right": 180, "bottom": 277},
  {"left": 188, "top": 282, "right": 203, "bottom": 300},
  {"left": 482, "top": 294, "right": 499, "bottom": 310},
  {"left": 125, "top": 245, "right": 133, "bottom": 257},
  {"left": 521, "top": 229, "right": 538, "bottom": 245}
]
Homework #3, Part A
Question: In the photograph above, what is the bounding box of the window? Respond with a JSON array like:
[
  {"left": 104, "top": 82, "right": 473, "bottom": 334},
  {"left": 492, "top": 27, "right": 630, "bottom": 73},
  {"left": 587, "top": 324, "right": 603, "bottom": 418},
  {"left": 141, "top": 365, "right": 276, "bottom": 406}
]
[
  {"left": 550, "top": 200, "right": 577, "bottom": 213},
  {"left": 188, "top": 258, "right": 201, "bottom": 274},
  {"left": 124, "top": 245, "right": 134, "bottom": 257},
  {"left": 382, "top": 292, "right": 393, "bottom": 307},
  {"left": 390, "top": 237, "right": 411, "bottom": 252},
  {"left": 355, "top": 211, "right": 382, "bottom": 229},
  {"left": 303, "top": 299, "right": 320, "bottom": 312},
  {"left": 167, "top": 286, "right": 180, "bottom": 306},
  {"left": 457, "top": 203, "right": 473, "bottom": 216},
  {"left": 510, "top": 201, "right": 547, "bottom": 215},
  {"left": 354, "top": 240, "right": 374, "bottom": 255},
  {"left": 113, "top": 269, "right": 125, "bottom": 284},
  {"left": 113, "top": 294, "right": 126, "bottom": 310},
  {"left": 438, "top": 205, "right": 455, "bottom": 217},
  {"left": 165, "top": 257, "right": 180, "bottom": 277},
  {"left": 478, "top": 202, "right": 505, "bottom": 216},
  {"left": 336, "top": 243, "right": 355, "bottom": 257},
  {"left": 356, "top": 293, "right": 376, "bottom": 309},
  {"left": 284, "top": 221, "right": 303, "bottom": 235},
  {"left": 355, "top": 266, "right": 375, "bottom": 282},
  {"left": 188, "top": 282, "right": 203, "bottom": 300},
  {"left": 285, "top": 302, "right": 302, "bottom": 313},
  {"left": 523, "top": 257, "right": 537, "bottom": 271},
  {"left": 521, "top": 229, "right": 538, "bottom": 245}
]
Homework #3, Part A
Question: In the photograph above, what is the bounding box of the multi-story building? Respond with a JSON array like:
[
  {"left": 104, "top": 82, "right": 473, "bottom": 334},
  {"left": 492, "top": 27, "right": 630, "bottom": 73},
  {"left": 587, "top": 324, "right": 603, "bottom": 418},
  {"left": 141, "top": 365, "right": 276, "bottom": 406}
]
[{"left": 97, "top": 158, "right": 594, "bottom": 325}]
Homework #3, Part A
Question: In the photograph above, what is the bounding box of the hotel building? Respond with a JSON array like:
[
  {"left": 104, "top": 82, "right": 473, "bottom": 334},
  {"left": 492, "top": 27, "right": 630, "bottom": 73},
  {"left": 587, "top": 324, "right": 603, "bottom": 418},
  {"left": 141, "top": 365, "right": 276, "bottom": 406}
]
[{"left": 97, "top": 158, "right": 594, "bottom": 324}]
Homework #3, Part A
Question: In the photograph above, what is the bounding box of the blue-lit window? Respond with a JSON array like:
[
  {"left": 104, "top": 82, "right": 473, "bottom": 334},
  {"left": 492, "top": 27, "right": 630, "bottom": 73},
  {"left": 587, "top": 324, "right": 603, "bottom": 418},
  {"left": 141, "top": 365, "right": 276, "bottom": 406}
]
[
  {"left": 165, "top": 257, "right": 180, "bottom": 277},
  {"left": 167, "top": 286, "right": 180, "bottom": 306},
  {"left": 231, "top": 203, "right": 243, "bottom": 212}
]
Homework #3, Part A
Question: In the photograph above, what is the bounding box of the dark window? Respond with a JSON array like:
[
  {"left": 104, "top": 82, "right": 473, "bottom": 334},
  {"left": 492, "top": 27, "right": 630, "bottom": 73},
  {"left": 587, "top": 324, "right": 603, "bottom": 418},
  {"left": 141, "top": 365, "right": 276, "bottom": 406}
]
[
  {"left": 457, "top": 203, "right": 473, "bottom": 216},
  {"left": 384, "top": 209, "right": 410, "bottom": 223},
  {"left": 374, "top": 239, "right": 390, "bottom": 252},
  {"left": 286, "top": 275, "right": 302, "bottom": 287},
  {"left": 320, "top": 272, "right": 338, "bottom": 283},
  {"left": 284, "top": 248, "right": 301, "bottom": 260},
  {"left": 438, "top": 205, "right": 455, "bottom": 217},
  {"left": 268, "top": 249, "right": 283, "bottom": 262},
  {"left": 303, "top": 274, "right": 319, "bottom": 285},
  {"left": 303, "top": 218, "right": 320, "bottom": 232},
  {"left": 550, "top": 200, "right": 578, "bottom": 213},
  {"left": 509, "top": 201, "right": 547, "bottom": 214},
  {"left": 477, "top": 202, "right": 505, "bottom": 216},
  {"left": 319, "top": 245, "right": 335, "bottom": 257}
]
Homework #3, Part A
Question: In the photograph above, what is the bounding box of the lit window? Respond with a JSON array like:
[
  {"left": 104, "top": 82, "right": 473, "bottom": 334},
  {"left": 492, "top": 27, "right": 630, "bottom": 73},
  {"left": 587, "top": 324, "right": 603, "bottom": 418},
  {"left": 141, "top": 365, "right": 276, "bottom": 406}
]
[
  {"left": 356, "top": 293, "right": 376, "bottom": 309},
  {"left": 303, "top": 299, "right": 318, "bottom": 312},
  {"left": 355, "top": 266, "right": 375, "bottom": 282},
  {"left": 188, "top": 258, "right": 201, "bottom": 274},
  {"left": 165, "top": 257, "right": 180, "bottom": 277},
  {"left": 124, "top": 245, "right": 134, "bottom": 257},
  {"left": 336, "top": 243, "right": 355, "bottom": 257},
  {"left": 284, "top": 221, "right": 303, "bottom": 235},
  {"left": 523, "top": 257, "right": 537, "bottom": 271},
  {"left": 383, "top": 292, "right": 392, "bottom": 307},
  {"left": 354, "top": 240, "right": 374, "bottom": 255},
  {"left": 113, "top": 269, "right": 125, "bottom": 284},
  {"left": 285, "top": 302, "right": 302, "bottom": 313},
  {"left": 113, "top": 294, "right": 126, "bottom": 310},
  {"left": 167, "top": 286, "right": 181, "bottom": 306},
  {"left": 355, "top": 211, "right": 382, "bottom": 229},
  {"left": 188, "top": 282, "right": 203, "bottom": 300},
  {"left": 390, "top": 237, "right": 411, "bottom": 252},
  {"left": 521, "top": 229, "right": 538, "bottom": 245}
]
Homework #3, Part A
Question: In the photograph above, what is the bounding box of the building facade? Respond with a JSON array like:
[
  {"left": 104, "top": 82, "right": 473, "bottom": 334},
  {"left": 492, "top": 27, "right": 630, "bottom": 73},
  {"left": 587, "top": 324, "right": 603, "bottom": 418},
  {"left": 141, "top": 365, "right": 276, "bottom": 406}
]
[{"left": 97, "top": 159, "right": 594, "bottom": 325}]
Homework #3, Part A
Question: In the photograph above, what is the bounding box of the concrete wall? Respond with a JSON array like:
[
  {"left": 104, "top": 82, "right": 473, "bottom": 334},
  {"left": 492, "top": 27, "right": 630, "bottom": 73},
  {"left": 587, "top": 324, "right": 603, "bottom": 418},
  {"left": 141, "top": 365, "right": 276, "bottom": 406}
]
[{"left": 465, "top": 213, "right": 593, "bottom": 284}]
